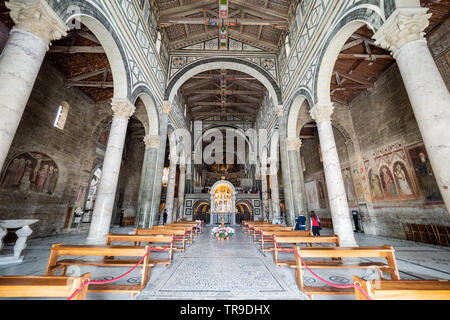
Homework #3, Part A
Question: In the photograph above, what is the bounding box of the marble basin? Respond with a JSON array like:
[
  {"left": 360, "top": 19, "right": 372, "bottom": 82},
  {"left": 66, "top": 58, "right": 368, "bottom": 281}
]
[{"left": 0, "top": 219, "right": 39, "bottom": 229}]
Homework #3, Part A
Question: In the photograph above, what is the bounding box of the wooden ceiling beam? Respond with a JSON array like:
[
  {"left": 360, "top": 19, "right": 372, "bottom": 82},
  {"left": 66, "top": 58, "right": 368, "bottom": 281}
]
[
  {"left": 49, "top": 46, "right": 105, "bottom": 54},
  {"left": 65, "top": 81, "right": 114, "bottom": 88},
  {"left": 66, "top": 67, "right": 110, "bottom": 82},
  {"left": 159, "top": 0, "right": 217, "bottom": 18},
  {"left": 228, "top": 0, "right": 288, "bottom": 20},
  {"left": 160, "top": 17, "right": 288, "bottom": 27},
  {"left": 338, "top": 53, "right": 394, "bottom": 60},
  {"left": 168, "top": 30, "right": 218, "bottom": 50},
  {"left": 228, "top": 29, "right": 278, "bottom": 52},
  {"left": 183, "top": 89, "right": 263, "bottom": 95}
]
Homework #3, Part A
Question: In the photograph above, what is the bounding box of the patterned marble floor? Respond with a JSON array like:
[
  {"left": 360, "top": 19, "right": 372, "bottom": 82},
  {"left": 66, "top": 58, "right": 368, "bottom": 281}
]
[{"left": 0, "top": 225, "right": 449, "bottom": 300}]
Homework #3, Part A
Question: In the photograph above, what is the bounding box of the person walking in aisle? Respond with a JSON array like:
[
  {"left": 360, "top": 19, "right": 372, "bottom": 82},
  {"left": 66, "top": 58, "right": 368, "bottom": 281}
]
[{"left": 310, "top": 211, "right": 321, "bottom": 236}]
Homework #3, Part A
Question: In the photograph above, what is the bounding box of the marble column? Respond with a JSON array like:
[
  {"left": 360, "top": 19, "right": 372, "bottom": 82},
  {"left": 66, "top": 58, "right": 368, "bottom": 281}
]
[
  {"left": 136, "top": 135, "right": 160, "bottom": 228},
  {"left": 0, "top": 0, "right": 68, "bottom": 171},
  {"left": 150, "top": 102, "right": 170, "bottom": 226},
  {"left": 269, "top": 160, "right": 281, "bottom": 221},
  {"left": 287, "top": 137, "right": 305, "bottom": 217},
  {"left": 260, "top": 166, "right": 270, "bottom": 221},
  {"left": 165, "top": 157, "right": 177, "bottom": 224},
  {"left": 295, "top": 146, "right": 310, "bottom": 228},
  {"left": 177, "top": 164, "right": 187, "bottom": 221},
  {"left": 277, "top": 107, "right": 295, "bottom": 226},
  {"left": 86, "top": 99, "right": 135, "bottom": 244},
  {"left": 374, "top": 8, "right": 450, "bottom": 211},
  {"left": 310, "top": 104, "right": 357, "bottom": 246}
]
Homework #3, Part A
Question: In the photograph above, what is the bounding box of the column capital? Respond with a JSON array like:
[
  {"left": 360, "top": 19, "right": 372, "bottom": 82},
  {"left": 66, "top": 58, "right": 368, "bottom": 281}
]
[
  {"left": 111, "top": 98, "right": 135, "bottom": 119},
  {"left": 310, "top": 103, "right": 334, "bottom": 123},
  {"left": 286, "top": 137, "right": 302, "bottom": 152},
  {"left": 6, "top": 0, "right": 68, "bottom": 45},
  {"left": 162, "top": 101, "right": 171, "bottom": 114},
  {"left": 143, "top": 134, "right": 160, "bottom": 149},
  {"left": 373, "top": 7, "right": 431, "bottom": 57}
]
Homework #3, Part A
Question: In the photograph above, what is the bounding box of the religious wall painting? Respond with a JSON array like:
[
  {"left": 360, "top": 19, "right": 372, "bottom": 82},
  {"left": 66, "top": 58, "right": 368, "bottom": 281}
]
[
  {"left": 316, "top": 179, "right": 327, "bottom": 209},
  {"left": 98, "top": 129, "right": 110, "bottom": 147},
  {"left": 368, "top": 169, "right": 384, "bottom": 201},
  {"left": 406, "top": 144, "right": 443, "bottom": 202},
  {"left": 392, "top": 161, "right": 416, "bottom": 198},
  {"left": 1, "top": 152, "right": 59, "bottom": 195},
  {"left": 305, "top": 180, "right": 320, "bottom": 210},
  {"left": 352, "top": 168, "right": 364, "bottom": 201},
  {"left": 342, "top": 167, "right": 357, "bottom": 206},
  {"left": 379, "top": 165, "right": 398, "bottom": 199}
]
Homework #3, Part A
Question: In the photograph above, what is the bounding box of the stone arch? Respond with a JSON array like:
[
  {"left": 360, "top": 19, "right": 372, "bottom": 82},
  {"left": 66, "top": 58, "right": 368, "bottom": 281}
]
[
  {"left": 55, "top": 1, "right": 130, "bottom": 99},
  {"left": 286, "top": 89, "right": 314, "bottom": 139},
  {"left": 314, "top": 7, "right": 385, "bottom": 105},
  {"left": 164, "top": 57, "right": 283, "bottom": 106},
  {"left": 131, "top": 86, "right": 160, "bottom": 136}
]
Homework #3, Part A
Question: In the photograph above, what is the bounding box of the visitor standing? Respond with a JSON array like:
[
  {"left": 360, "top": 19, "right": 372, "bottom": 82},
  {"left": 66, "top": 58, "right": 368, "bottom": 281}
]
[
  {"left": 310, "top": 211, "right": 321, "bottom": 236},
  {"left": 163, "top": 209, "right": 168, "bottom": 225}
]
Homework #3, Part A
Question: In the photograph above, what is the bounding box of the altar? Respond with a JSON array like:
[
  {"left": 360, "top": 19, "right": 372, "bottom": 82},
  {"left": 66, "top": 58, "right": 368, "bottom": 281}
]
[{"left": 209, "top": 180, "right": 237, "bottom": 226}]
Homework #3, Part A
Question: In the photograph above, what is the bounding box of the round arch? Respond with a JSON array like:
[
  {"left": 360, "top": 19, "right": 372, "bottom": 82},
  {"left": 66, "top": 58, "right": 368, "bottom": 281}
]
[
  {"left": 286, "top": 89, "right": 314, "bottom": 139},
  {"left": 164, "top": 58, "right": 283, "bottom": 106},
  {"left": 56, "top": 1, "right": 130, "bottom": 99},
  {"left": 131, "top": 86, "right": 160, "bottom": 136},
  {"left": 314, "top": 8, "right": 384, "bottom": 105}
]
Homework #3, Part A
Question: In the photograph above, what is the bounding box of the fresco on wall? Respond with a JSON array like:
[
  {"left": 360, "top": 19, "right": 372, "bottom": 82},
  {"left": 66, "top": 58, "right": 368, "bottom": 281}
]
[
  {"left": 317, "top": 179, "right": 328, "bottom": 209},
  {"left": 1, "top": 152, "right": 58, "bottom": 195},
  {"left": 407, "top": 144, "right": 443, "bottom": 202},
  {"left": 342, "top": 167, "right": 357, "bottom": 206},
  {"left": 365, "top": 144, "right": 421, "bottom": 202},
  {"left": 352, "top": 168, "right": 364, "bottom": 201},
  {"left": 305, "top": 180, "right": 320, "bottom": 210}
]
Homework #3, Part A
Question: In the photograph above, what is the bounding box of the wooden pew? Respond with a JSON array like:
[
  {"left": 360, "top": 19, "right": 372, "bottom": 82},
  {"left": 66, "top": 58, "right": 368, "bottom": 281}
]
[
  {"left": 45, "top": 243, "right": 151, "bottom": 297},
  {"left": 0, "top": 273, "right": 91, "bottom": 300},
  {"left": 243, "top": 221, "right": 274, "bottom": 235},
  {"left": 294, "top": 245, "right": 400, "bottom": 299},
  {"left": 135, "top": 228, "right": 188, "bottom": 251},
  {"left": 353, "top": 276, "right": 450, "bottom": 300},
  {"left": 173, "top": 221, "right": 204, "bottom": 233},
  {"left": 244, "top": 222, "right": 276, "bottom": 237},
  {"left": 152, "top": 226, "right": 194, "bottom": 243},
  {"left": 260, "top": 231, "right": 311, "bottom": 252},
  {"left": 252, "top": 226, "right": 294, "bottom": 243},
  {"left": 164, "top": 223, "right": 199, "bottom": 238},
  {"left": 106, "top": 234, "right": 174, "bottom": 267},
  {"left": 273, "top": 235, "right": 340, "bottom": 267}
]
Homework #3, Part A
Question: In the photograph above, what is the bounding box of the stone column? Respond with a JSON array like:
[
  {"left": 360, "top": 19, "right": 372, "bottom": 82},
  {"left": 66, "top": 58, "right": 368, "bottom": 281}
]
[
  {"left": 177, "top": 164, "right": 186, "bottom": 221},
  {"left": 136, "top": 135, "right": 160, "bottom": 228},
  {"left": 310, "top": 104, "right": 357, "bottom": 246},
  {"left": 165, "top": 157, "right": 177, "bottom": 224},
  {"left": 277, "top": 107, "right": 295, "bottom": 226},
  {"left": 269, "top": 159, "right": 281, "bottom": 221},
  {"left": 260, "top": 166, "right": 270, "bottom": 221},
  {"left": 0, "top": 0, "right": 68, "bottom": 171},
  {"left": 287, "top": 137, "right": 305, "bottom": 217},
  {"left": 86, "top": 99, "right": 135, "bottom": 244},
  {"left": 150, "top": 102, "right": 170, "bottom": 226},
  {"left": 374, "top": 8, "right": 450, "bottom": 211},
  {"left": 295, "top": 145, "right": 310, "bottom": 228}
]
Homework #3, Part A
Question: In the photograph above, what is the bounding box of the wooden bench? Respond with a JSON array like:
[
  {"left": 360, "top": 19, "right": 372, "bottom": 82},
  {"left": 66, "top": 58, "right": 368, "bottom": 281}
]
[
  {"left": 173, "top": 221, "right": 204, "bottom": 233},
  {"left": 163, "top": 223, "right": 199, "bottom": 237},
  {"left": 244, "top": 222, "right": 277, "bottom": 237},
  {"left": 353, "top": 276, "right": 450, "bottom": 300},
  {"left": 273, "top": 235, "right": 340, "bottom": 267},
  {"left": 136, "top": 228, "right": 188, "bottom": 251},
  {"left": 45, "top": 243, "right": 151, "bottom": 297},
  {"left": 294, "top": 245, "right": 400, "bottom": 299},
  {"left": 0, "top": 273, "right": 91, "bottom": 300},
  {"left": 260, "top": 231, "right": 311, "bottom": 252},
  {"left": 243, "top": 221, "right": 274, "bottom": 234},
  {"left": 106, "top": 234, "right": 174, "bottom": 267},
  {"left": 152, "top": 226, "right": 195, "bottom": 243},
  {"left": 252, "top": 226, "right": 294, "bottom": 243}
]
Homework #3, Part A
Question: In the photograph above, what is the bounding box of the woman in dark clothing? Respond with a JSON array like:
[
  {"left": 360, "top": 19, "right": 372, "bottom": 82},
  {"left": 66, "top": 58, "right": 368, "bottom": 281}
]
[
  {"left": 294, "top": 211, "right": 307, "bottom": 231},
  {"left": 310, "top": 211, "right": 321, "bottom": 236}
]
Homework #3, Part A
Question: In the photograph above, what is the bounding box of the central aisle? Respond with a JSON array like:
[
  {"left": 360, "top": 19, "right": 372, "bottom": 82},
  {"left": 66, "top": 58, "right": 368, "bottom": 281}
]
[{"left": 137, "top": 225, "right": 308, "bottom": 300}]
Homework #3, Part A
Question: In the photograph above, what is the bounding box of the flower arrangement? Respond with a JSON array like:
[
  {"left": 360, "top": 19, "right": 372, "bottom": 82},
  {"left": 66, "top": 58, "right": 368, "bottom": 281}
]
[{"left": 211, "top": 227, "right": 235, "bottom": 241}]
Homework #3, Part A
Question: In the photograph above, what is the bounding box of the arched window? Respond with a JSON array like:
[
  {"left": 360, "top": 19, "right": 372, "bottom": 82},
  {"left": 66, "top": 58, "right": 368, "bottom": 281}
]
[{"left": 54, "top": 101, "right": 69, "bottom": 130}]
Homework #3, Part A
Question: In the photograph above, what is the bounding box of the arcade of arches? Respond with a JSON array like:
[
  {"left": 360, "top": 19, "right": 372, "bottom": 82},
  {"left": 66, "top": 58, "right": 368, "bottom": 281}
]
[{"left": 0, "top": 0, "right": 449, "bottom": 301}]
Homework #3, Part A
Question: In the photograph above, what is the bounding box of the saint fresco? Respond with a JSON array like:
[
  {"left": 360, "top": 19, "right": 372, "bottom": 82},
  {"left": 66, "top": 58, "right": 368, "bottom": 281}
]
[{"left": 1, "top": 152, "right": 58, "bottom": 195}]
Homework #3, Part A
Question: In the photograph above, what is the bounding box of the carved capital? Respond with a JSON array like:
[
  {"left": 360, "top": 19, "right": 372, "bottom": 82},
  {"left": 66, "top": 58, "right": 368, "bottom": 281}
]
[
  {"left": 6, "top": 0, "right": 68, "bottom": 45},
  {"left": 162, "top": 101, "right": 171, "bottom": 114},
  {"left": 286, "top": 137, "right": 302, "bottom": 152},
  {"left": 143, "top": 135, "right": 160, "bottom": 149},
  {"left": 111, "top": 99, "right": 135, "bottom": 119},
  {"left": 310, "top": 103, "right": 334, "bottom": 123},
  {"left": 373, "top": 8, "right": 431, "bottom": 56}
]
